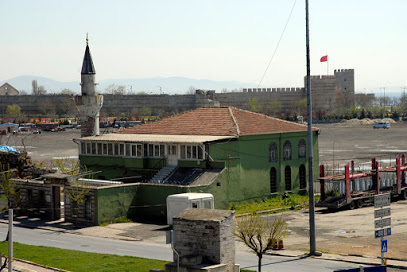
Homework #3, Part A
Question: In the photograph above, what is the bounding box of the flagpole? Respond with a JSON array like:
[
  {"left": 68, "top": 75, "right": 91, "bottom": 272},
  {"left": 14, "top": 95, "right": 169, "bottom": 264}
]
[{"left": 327, "top": 59, "right": 329, "bottom": 75}]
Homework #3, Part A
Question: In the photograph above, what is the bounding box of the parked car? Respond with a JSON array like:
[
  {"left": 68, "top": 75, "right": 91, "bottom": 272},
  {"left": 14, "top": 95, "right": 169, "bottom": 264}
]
[{"left": 373, "top": 122, "right": 390, "bottom": 129}]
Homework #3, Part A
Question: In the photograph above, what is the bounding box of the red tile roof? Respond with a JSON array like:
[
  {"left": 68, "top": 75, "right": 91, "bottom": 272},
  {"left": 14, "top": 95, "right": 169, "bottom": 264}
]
[{"left": 118, "top": 107, "right": 314, "bottom": 137}]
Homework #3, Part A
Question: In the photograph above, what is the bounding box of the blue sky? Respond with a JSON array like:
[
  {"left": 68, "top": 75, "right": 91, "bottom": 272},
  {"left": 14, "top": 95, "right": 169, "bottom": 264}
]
[{"left": 1, "top": 0, "right": 406, "bottom": 93}]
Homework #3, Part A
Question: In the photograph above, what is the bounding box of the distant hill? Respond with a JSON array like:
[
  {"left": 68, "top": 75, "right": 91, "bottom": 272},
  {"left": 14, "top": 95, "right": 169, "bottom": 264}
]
[{"left": 0, "top": 75, "right": 254, "bottom": 95}]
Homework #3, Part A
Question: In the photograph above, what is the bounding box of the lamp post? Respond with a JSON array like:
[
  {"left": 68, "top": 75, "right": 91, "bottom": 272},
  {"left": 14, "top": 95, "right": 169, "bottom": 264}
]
[
  {"left": 305, "top": 0, "right": 319, "bottom": 256},
  {"left": 157, "top": 86, "right": 163, "bottom": 95}
]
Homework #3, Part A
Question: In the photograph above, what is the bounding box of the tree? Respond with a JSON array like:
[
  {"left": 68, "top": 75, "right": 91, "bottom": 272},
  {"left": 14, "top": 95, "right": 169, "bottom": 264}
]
[
  {"left": 0, "top": 164, "right": 19, "bottom": 209},
  {"left": 113, "top": 85, "right": 126, "bottom": 95},
  {"left": 55, "top": 158, "right": 90, "bottom": 226},
  {"left": 186, "top": 86, "right": 196, "bottom": 94},
  {"left": 136, "top": 91, "right": 147, "bottom": 95},
  {"left": 5, "top": 105, "right": 21, "bottom": 121},
  {"left": 39, "top": 98, "right": 56, "bottom": 118},
  {"left": 140, "top": 107, "right": 152, "bottom": 117},
  {"left": 246, "top": 97, "right": 260, "bottom": 112},
  {"left": 61, "top": 89, "right": 75, "bottom": 96},
  {"left": 35, "top": 85, "right": 47, "bottom": 95},
  {"left": 234, "top": 214, "right": 289, "bottom": 272},
  {"left": 104, "top": 84, "right": 126, "bottom": 95},
  {"left": 294, "top": 98, "right": 307, "bottom": 112},
  {"left": 269, "top": 100, "right": 283, "bottom": 116}
]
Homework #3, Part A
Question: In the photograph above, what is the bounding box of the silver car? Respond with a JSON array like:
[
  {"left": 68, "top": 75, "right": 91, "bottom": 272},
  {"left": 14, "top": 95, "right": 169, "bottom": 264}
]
[{"left": 373, "top": 122, "right": 390, "bottom": 129}]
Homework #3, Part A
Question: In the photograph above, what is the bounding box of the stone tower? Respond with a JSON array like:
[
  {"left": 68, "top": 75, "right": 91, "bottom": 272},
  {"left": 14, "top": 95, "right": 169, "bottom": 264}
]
[{"left": 75, "top": 35, "right": 103, "bottom": 137}]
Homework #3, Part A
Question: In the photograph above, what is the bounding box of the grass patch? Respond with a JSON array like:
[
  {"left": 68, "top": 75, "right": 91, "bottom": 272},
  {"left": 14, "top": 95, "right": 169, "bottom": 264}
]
[
  {"left": 0, "top": 242, "right": 167, "bottom": 272},
  {"left": 230, "top": 194, "right": 320, "bottom": 215},
  {"left": 99, "top": 216, "right": 133, "bottom": 226}
]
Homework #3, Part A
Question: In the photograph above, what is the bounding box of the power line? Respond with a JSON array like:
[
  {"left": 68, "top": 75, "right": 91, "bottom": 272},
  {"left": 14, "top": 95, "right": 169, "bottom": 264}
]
[{"left": 257, "top": 0, "right": 297, "bottom": 87}]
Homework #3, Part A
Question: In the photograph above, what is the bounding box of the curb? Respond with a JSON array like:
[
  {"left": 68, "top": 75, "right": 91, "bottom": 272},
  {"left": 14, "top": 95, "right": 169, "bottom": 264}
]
[{"left": 266, "top": 250, "right": 407, "bottom": 270}]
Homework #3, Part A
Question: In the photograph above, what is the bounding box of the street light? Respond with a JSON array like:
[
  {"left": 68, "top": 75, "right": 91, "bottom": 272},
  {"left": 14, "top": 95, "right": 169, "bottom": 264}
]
[{"left": 157, "top": 86, "right": 162, "bottom": 95}]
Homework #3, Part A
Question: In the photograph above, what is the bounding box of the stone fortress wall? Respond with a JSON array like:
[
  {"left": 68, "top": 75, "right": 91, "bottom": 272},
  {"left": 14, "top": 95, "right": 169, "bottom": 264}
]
[{"left": 0, "top": 69, "right": 354, "bottom": 116}]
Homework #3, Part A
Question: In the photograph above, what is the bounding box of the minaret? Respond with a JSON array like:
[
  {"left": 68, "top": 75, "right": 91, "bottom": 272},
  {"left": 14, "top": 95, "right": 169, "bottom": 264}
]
[{"left": 75, "top": 34, "right": 103, "bottom": 137}]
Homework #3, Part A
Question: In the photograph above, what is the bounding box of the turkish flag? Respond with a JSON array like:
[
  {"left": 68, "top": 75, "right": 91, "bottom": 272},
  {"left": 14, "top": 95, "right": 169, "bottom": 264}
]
[{"left": 320, "top": 55, "right": 328, "bottom": 62}]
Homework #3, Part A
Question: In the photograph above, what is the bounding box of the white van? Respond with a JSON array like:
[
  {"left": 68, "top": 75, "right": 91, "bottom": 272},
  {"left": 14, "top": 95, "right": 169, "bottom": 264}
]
[{"left": 166, "top": 193, "right": 214, "bottom": 225}]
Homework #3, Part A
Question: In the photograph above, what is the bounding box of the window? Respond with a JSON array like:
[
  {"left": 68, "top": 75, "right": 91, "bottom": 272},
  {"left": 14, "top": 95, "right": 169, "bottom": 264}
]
[
  {"left": 91, "top": 143, "right": 96, "bottom": 154},
  {"left": 147, "top": 144, "right": 165, "bottom": 158},
  {"left": 81, "top": 143, "right": 86, "bottom": 154},
  {"left": 86, "top": 143, "right": 91, "bottom": 154},
  {"left": 285, "top": 166, "right": 291, "bottom": 191},
  {"left": 270, "top": 167, "right": 277, "bottom": 193},
  {"left": 108, "top": 143, "right": 113, "bottom": 155},
  {"left": 97, "top": 143, "right": 102, "bottom": 155},
  {"left": 126, "top": 144, "right": 131, "bottom": 156},
  {"left": 129, "top": 144, "right": 143, "bottom": 157},
  {"left": 298, "top": 139, "right": 306, "bottom": 158},
  {"left": 299, "top": 164, "right": 306, "bottom": 190},
  {"left": 119, "top": 144, "right": 124, "bottom": 156},
  {"left": 103, "top": 143, "right": 108, "bottom": 154},
  {"left": 114, "top": 143, "right": 119, "bottom": 155},
  {"left": 269, "top": 143, "right": 277, "bottom": 162},
  {"left": 283, "top": 141, "right": 292, "bottom": 160},
  {"left": 180, "top": 145, "right": 204, "bottom": 160},
  {"left": 168, "top": 145, "right": 177, "bottom": 155}
]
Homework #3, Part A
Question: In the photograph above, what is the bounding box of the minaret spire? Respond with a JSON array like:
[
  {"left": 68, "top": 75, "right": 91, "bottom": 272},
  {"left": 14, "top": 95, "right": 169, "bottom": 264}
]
[{"left": 75, "top": 35, "right": 104, "bottom": 137}]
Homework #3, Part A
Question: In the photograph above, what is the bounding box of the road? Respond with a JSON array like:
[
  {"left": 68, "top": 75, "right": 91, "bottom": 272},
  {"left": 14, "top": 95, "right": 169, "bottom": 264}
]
[{"left": 0, "top": 224, "right": 404, "bottom": 272}]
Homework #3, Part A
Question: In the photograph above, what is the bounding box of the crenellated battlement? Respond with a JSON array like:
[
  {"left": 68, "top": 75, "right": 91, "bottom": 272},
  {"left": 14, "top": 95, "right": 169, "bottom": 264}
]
[{"left": 243, "top": 87, "right": 305, "bottom": 93}]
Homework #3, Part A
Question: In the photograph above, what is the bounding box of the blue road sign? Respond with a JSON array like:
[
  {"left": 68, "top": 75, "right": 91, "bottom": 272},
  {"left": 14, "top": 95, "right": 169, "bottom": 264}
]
[
  {"left": 375, "top": 227, "right": 391, "bottom": 239},
  {"left": 381, "top": 239, "right": 388, "bottom": 253}
]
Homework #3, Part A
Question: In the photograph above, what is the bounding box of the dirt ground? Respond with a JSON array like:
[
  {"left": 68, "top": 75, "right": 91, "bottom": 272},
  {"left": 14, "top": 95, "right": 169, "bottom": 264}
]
[{"left": 5, "top": 122, "right": 407, "bottom": 259}]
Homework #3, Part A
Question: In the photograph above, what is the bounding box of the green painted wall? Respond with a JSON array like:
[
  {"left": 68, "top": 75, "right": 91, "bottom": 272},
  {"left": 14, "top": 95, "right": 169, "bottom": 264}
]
[
  {"left": 207, "top": 131, "right": 319, "bottom": 205},
  {"left": 95, "top": 180, "right": 230, "bottom": 224}
]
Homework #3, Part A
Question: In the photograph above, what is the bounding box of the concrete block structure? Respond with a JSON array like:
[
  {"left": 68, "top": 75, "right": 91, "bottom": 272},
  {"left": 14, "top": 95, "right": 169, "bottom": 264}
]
[{"left": 164, "top": 208, "right": 238, "bottom": 272}]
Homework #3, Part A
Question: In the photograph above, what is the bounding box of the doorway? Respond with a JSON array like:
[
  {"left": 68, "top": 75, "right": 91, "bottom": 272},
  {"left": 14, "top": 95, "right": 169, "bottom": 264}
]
[
  {"left": 52, "top": 186, "right": 65, "bottom": 220},
  {"left": 167, "top": 145, "right": 178, "bottom": 166}
]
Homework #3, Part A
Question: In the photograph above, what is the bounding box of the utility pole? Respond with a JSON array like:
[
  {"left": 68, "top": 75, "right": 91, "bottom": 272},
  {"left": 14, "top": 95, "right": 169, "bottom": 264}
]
[
  {"left": 8, "top": 209, "right": 13, "bottom": 272},
  {"left": 305, "top": 0, "right": 317, "bottom": 256}
]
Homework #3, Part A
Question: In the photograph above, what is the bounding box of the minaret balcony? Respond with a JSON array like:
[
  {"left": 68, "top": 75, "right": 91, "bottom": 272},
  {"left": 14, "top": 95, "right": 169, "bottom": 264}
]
[{"left": 75, "top": 94, "right": 104, "bottom": 107}]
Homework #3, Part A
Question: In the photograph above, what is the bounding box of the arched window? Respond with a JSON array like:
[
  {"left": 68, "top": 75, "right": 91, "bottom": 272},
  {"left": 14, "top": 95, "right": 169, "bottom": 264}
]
[
  {"left": 298, "top": 139, "right": 306, "bottom": 158},
  {"left": 283, "top": 141, "right": 292, "bottom": 160},
  {"left": 285, "top": 166, "right": 291, "bottom": 191},
  {"left": 270, "top": 167, "right": 277, "bottom": 193},
  {"left": 269, "top": 143, "right": 277, "bottom": 162},
  {"left": 299, "top": 164, "right": 306, "bottom": 190}
]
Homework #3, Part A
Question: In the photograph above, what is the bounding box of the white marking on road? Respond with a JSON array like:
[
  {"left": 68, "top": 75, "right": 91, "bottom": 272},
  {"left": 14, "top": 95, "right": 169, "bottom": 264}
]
[{"left": 46, "top": 239, "right": 70, "bottom": 244}]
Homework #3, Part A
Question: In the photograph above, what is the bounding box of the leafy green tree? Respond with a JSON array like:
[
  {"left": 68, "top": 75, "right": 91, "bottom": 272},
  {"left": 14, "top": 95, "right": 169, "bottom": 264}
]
[
  {"left": 246, "top": 98, "right": 260, "bottom": 112},
  {"left": 294, "top": 98, "right": 307, "bottom": 112},
  {"left": 234, "top": 214, "right": 289, "bottom": 272},
  {"left": 0, "top": 164, "right": 19, "bottom": 209},
  {"left": 5, "top": 104, "right": 21, "bottom": 121},
  {"left": 269, "top": 100, "right": 283, "bottom": 116},
  {"left": 140, "top": 107, "right": 152, "bottom": 117}
]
